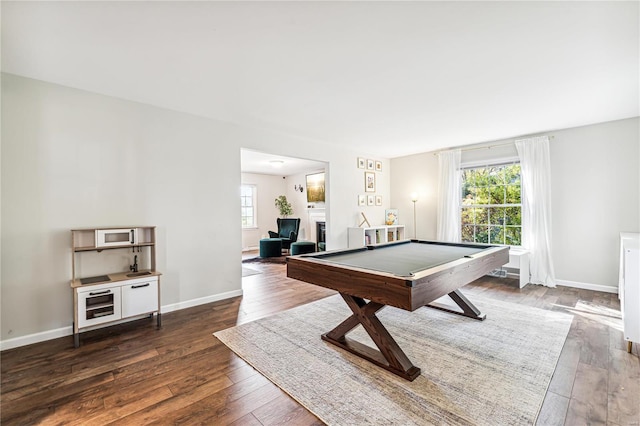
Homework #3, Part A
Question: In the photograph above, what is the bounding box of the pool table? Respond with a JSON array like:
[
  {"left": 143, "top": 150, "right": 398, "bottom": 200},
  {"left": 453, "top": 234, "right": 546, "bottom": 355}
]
[{"left": 286, "top": 239, "right": 509, "bottom": 381}]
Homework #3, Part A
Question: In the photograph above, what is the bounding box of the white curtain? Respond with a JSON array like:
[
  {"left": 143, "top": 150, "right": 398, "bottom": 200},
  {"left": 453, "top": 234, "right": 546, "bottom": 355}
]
[
  {"left": 437, "top": 149, "right": 461, "bottom": 242},
  {"left": 515, "top": 136, "right": 556, "bottom": 287}
]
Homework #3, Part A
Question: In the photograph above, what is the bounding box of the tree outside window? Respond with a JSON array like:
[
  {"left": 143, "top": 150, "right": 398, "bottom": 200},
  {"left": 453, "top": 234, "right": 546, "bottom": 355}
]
[{"left": 461, "top": 163, "right": 521, "bottom": 246}]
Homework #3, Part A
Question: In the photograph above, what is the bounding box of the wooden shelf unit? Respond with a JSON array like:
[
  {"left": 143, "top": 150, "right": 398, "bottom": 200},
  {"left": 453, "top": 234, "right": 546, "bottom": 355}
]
[{"left": 70, "top": 226, "right": 161, "bottom": 347}]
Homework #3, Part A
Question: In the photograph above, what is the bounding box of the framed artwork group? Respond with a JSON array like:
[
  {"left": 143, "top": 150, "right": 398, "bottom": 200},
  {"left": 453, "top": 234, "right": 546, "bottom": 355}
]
[
  {"left": 357, "top": 157, "right": 383, "bottom": 206},
  {"left": 358, "top": 157, "right": 382, "bottom": 172},
  {"left": 358, "top": 194, "right": 382, "bottom": 206}
]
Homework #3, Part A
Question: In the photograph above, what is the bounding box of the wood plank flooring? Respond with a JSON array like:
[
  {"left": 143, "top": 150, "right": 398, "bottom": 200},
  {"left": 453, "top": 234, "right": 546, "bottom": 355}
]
[{"left": 2, "top": 261, "right": 639, "bottom": 425}]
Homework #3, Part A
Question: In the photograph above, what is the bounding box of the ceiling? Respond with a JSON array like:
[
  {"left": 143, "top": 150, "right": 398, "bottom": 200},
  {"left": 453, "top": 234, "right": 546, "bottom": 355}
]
[
  {"left": 2, "top": 2, "right": 638, "bottom": 158},
  {"left": 241, "top": 149, "right": 326, "bottom": 176}
]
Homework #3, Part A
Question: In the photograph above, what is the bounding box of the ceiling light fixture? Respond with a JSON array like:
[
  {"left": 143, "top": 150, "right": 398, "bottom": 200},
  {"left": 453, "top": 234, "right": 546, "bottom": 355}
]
[{"left": 269, "top": 160, "right": 284, "bottom": 168}]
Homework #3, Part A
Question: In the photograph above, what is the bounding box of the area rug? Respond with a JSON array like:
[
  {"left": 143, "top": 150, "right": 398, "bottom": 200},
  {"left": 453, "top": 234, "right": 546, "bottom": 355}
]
[
  {"left": 214, "top": 294, "right": 573, "bottom": 425},
  {"left": 242, "top": 256, "right": 287, "bottom": 265}
]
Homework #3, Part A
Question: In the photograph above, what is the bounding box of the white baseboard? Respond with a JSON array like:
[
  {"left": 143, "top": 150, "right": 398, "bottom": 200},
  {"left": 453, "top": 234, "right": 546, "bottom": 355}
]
[
  {"left": 0, "top": 326, "right": 73, "bottom": 351},
  {"left": 556, "top": 279, "right": 618, "bottom": 294},
  {"left": 0, "top": 289, "right": 244, "bottom": 351},
  {"left": 161, "top": 289, "right": 243, "bottom": 314}
]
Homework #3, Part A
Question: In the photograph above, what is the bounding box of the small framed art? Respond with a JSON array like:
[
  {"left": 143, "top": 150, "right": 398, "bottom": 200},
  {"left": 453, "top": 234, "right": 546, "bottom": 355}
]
[
  {"left": 367, "top": 159, "right": 375, "bottom": 170},
  {"left": 365, "top": 172, "right": 376, "bottom": 192},
  {"left": 367, "top": 195, "right": 375, "bottom": 206},
  {"left": 375, "top": 161, "right": 382, "bottom": 172},
  {"left": 375, "top": 195, "right": 382, "bottom": 206},
  {"left": 358, "top": 194, "right": 366, "bottom": 206},
  {"left": 357, "top": 157, "right": 366, "bottom": 169}
]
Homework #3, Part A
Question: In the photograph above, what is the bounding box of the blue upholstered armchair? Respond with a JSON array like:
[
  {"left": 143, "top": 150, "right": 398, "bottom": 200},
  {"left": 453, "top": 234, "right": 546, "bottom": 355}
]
[{"left": 268, "top": 218, "right": 301, "bottom": 251}]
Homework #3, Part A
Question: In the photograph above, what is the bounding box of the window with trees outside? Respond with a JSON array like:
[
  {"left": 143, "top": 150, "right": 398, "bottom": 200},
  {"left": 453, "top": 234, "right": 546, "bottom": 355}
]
[
  {"left": 461, "top": 162, "right": 522, "bottom": 246},
  {"left": 241, "top": 185, "right": 257, "bottom": 228}
]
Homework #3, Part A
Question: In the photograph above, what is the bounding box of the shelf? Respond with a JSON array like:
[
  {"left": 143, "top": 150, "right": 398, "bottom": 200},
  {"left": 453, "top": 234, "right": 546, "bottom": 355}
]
[
  {"left": 91, "top": 311, "right": 114, "bottom": 319},
  {"left": 71, "top": 270, "right": 161, "bottom": 288},
  {"left": 86, "top": 302, "right": 114, "bottom": 311},
  {"left": 348, "top": 225, "right": 406, "bottom": 248},
  {"left": 73, "top": 242, "right": 155, "bottom": 252}
]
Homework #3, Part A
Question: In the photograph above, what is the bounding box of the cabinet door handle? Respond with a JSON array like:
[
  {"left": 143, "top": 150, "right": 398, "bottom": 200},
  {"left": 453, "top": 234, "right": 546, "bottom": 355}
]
[
  {"left": 131, "top": 283, "right": 150, "bottom": 289},
  {"left": 89, "top": 290, "right": 111, "bottom": 296},
  {"left": 130, "top": 230, "right": 135, "bottom": 244}
]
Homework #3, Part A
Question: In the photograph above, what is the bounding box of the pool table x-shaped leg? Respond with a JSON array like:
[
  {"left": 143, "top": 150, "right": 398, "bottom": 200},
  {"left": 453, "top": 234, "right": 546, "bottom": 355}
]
[
  {"left": 321, "top": 294, "right": 421, "bottom": 381},
  {"left": 321, "top": 290, "right": 485, "bottom": 381}
]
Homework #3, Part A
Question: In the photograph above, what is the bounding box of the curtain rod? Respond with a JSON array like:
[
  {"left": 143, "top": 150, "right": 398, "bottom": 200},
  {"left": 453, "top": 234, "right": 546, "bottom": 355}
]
[{"left": 434, "top": 135, "right": 554, "bottom": 156}]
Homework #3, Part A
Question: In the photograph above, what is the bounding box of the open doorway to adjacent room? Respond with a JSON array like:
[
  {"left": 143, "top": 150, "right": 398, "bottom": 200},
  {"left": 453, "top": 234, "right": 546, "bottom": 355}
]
[{"left": 240, "top": 148, "right": 328, "bottom": 278}]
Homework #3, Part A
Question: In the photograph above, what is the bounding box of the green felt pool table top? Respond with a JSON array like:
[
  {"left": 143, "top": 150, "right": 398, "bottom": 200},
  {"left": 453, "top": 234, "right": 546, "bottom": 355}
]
[{"left": 309, "top": 240, "right": 495, "bottom": 277}]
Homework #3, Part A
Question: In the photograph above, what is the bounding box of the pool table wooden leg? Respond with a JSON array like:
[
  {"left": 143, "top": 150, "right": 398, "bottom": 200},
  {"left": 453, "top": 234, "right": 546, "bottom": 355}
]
[
  {"left": 322, "top": 293, "right": 421, "bottom": 381},
  {"left": 427, "top": 289, "right": 486, "bottom": 321}
]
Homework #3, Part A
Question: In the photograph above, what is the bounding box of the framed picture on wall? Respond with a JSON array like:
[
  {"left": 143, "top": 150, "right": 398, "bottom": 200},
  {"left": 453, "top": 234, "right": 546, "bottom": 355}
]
[
  {"left": 306, "top": 172, "right": 326, "bottom": 203},
  {"left": 367, "top": 195, "right": 375, "bottom": 206},
  {"left": 375, "top": 195, "right": 382, "bottom": 206},
  {"left": 385, "top": 209, "right": 398, "bottom": 225},
  {"left": 365, "top": 172, "right": 376, "bottom": 192},
  {"left": 375, "top": 161, "right": 382, "bottom": 172},
  {"left": 358, "top": 194, "right": 366, "bottom": 206},
  {"left": 367, "top": 159, "right": 375, "bottom": 170},
  {"left": 357, "top": 157, "right": 366, "bottom": 169}
]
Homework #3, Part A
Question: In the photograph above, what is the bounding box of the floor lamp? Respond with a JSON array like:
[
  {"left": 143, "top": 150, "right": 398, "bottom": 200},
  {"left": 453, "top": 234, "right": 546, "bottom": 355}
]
[{"left": 411, "top": 193, "right": 418, "bottom": 239}]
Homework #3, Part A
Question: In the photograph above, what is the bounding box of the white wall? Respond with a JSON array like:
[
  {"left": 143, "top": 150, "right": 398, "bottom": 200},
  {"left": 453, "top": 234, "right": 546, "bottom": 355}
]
[
  {"left": 1, "top": 74, "right": 390, "bottom": 347},
  {"left": 389, "top": 153, "right": 439, "bottom": 240},
  {"left": 390, "top": 117, "right": 640, "bottom": 291},
  {"left": 550, "top": 118, "right": 639, "bottom": 289}
]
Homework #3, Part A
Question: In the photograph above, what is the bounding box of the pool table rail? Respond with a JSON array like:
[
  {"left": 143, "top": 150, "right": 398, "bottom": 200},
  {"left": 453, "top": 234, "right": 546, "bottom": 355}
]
[
  {"left": 287, "top": 255, "right": 414, "bottom": 310},
  {"left": 287, "top": 243, "right": 509, "bottom": 312}
]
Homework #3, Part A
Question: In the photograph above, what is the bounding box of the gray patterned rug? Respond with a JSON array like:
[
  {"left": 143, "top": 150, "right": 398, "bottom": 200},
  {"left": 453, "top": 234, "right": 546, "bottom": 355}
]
[{"left": 214, "top": 294, "right": 573, "bottom": 425}]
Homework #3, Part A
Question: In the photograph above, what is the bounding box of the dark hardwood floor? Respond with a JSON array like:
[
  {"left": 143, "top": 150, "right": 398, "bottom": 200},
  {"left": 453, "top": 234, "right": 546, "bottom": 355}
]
[{"left": 2, "top": 260, "right": 639, "bottom": 425}]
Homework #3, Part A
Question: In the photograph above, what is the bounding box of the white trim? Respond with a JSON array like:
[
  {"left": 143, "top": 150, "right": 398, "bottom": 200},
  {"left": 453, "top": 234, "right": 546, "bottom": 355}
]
[
  {"left": 0, "top": 326, "right": 73, "bottom": 351},
  {"left": 0, "top": 289, "right": 244, "bottom": 351},
  {"left": 556, "top": 279, "right": 618, "bottom": 294},
  {"left": 161, "top": 289, "right": 243, "bottom": 314},
  {"left": 460, "top": 156, "right": 520, "bottom": 169}
]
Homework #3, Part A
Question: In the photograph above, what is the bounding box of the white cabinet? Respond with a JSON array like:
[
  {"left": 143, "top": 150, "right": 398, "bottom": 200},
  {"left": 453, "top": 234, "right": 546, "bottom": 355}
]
[
  {"left": 73, "top": 275, "right": 160, "bottom": 346},
  {"left": 121, "top": 279, "right": 159, "bottom": 317},
  {"left": 348, "top": 225, "right": 406, "bottom": 248},
  {"left": 77, "top": 285, "right": 122, "bottom": 328},
  {"left": 71, "top": 226, "right": 161, "bottom": 347},
  {"left": 76, "top": 279, "right": 162, "bottom": 328},
  {"left": 620, "top": 233, "right": 639, "bottom": 353}
]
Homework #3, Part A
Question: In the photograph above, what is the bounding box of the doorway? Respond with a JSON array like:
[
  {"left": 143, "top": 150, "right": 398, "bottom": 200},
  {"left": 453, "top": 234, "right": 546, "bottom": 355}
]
[{"left": 240, "top": 148, "right": 328, "bottom": 264}]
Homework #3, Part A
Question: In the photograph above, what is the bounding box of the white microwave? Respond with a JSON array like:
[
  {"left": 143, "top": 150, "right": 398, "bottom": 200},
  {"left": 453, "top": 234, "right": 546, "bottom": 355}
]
[{"left": 95, "top": 228, "right": 137, "bottom": 247}]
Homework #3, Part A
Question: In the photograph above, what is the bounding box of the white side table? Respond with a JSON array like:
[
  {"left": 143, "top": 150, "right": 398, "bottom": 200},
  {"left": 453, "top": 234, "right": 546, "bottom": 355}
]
[{"left": 505, "top": 248, "right": 530, "bottom": 288}]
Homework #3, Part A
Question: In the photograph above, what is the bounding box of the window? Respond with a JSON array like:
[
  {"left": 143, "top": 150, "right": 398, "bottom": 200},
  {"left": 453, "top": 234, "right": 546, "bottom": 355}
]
[
  {"left": 461, "top": 162, "right": 522, "bottom": 246},
  {"left": 241, "top": 185, "right": 257, "bottom": 228}
]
